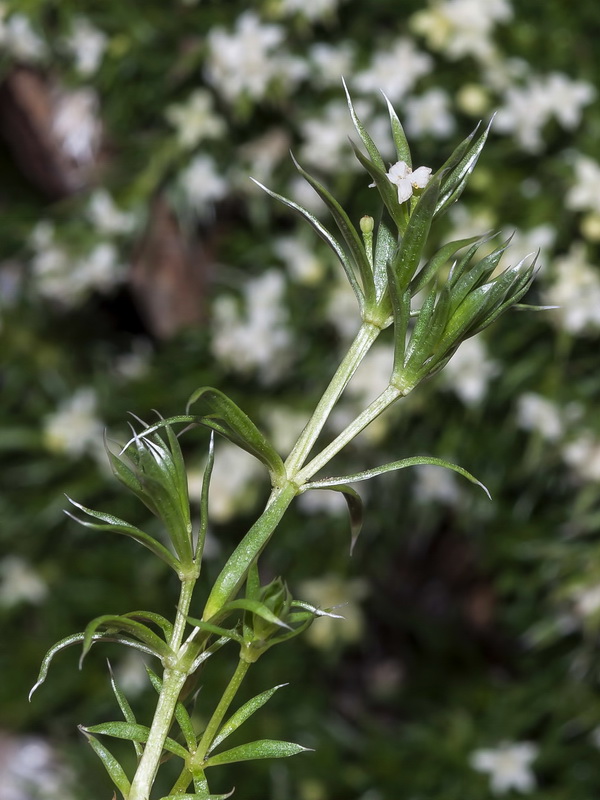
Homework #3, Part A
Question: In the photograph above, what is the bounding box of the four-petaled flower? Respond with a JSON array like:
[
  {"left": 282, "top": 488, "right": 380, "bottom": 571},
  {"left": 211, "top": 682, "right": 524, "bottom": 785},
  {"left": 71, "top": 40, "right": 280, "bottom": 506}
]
[
  {"left": 470, "top": 740, "right": 539, "bottom": 795},
  {"left": 385, "top": 160, "right": 432, "bottom": 203}
]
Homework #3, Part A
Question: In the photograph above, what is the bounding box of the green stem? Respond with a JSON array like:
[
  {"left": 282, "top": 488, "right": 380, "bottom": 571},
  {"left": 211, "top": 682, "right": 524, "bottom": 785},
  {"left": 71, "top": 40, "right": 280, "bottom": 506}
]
[
  {"left": 193, "top": 658, "right": 251, "bottom": 766},
  {"left": 128, "top": 666, "right": 188, "bottom": 800},
  {"left": 296, "top": 384, "right": 401, "bottom": 484},
  {"left": 127, "top": 579, "right": 197, "bottom": 800},
  {"left": 284, "top": 322, "right": 381, "bottom": 477}
]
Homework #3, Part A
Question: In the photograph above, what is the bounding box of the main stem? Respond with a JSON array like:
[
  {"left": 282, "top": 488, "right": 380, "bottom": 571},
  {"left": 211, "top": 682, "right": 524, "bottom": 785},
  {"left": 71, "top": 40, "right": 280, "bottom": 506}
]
[
  {"left": 128, "top": 579, "right": 196, "bottom": 800},
  {"left": 285, "top": 321, "right": 381, "bottom": 477}
]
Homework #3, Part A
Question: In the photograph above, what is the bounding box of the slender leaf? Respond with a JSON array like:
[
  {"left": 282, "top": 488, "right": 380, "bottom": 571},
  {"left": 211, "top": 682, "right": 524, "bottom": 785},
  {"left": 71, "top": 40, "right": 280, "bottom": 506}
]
[
  {"left": 436, "top": 118, "right": 493, "bottom": 216},
  {"left": 342, "top": 78, "right": 385, "bottom": 170},
  {"left": 382, "top": 91, "right": 412, "bottom": 166},
  {"left": 30, "top": 632, "right": 158, "bottom": 700},
  {"left": 79, "top": 726, "right": 131, "bottom": 798},
  {"left": 373, "top": 221, "right": 396, "bottom": 304},
  {"left": 303, "top": 456, "right": 490, "bottom": 499},
  {"left": 209, "top": 684, "right": 288, "bottom": 754},
  {"left": 159, "top": 792, "right": 234, "bottom": 800},
  {"left": 251, "top": 178, "right": 364, "bottom": 308},
  {"left": 185, "top": 617, "right": 244, "bottom": 644},
  {"left": 122, "top": 610, "right": 174, "bottom": 640},
  {"left": 196, "top": 431, "right": 215, "bottom": 561},
  {"left": 108, "top": 661, "right": 143, "bottom": 758},
  {"left": 186, "top": 387, "right": 285, "bottom": 483},
  {"left": 387, "top": 264, "right": 411, "bottom": 376},
  {"left": 82, "top": 615, "right": 174, "bottom": 665},
  {"left": 65, "top": 498, "right": 179, "bottom": 570},
  {"left": 291, "top": 153, "right": 375, "bottom": 303},
  {"left": 390, "top": 175, "right": 441, "bottom": 293},
  {"left": 350, "top": 140, "right": 405, "bottom": 231},
  {"left": 204, "top": 739, "right": 312, "bottom": 768},
  {"left": 84, "top": 722, "right": 189, "bottom": 760},
  {"left": 216, "top": 598, "right": 292, "bottom": 630},
  {"left": 410, "top": 234, "right": 483, "bottom": 295}
]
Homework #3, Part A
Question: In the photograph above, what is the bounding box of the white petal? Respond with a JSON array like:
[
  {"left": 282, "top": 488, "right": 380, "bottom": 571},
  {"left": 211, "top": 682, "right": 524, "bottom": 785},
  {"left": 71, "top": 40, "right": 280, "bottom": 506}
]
[
  {"left": 411, "top": 165, "right": 432, "bottom": 188},
  {"left": 396, "top": 178, "right": 414, "bottom": 203},
  {"left": 386, "top": 160, "right": 410, "bottom": 182}
]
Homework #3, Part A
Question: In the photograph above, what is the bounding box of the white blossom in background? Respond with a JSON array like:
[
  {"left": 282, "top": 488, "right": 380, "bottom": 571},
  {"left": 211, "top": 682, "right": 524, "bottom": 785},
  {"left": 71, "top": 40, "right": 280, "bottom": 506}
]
[
  {"left": 52, "top": 87, "right": 102, "bottom": 164},
  {"left": 447, "top": 204, "right": 497, "bottom": 243},
  {"left": 87, "top": 190, "right": 138, "bottom": 235},
  {"left": 0, "top": 556, "right": 48, "bottom": 608},
  {"left": 403, "top": 88, "right": 456, "bottom": 140},
  {"left": 43, "top": 387, "right": 104, "bottom": 459},
  {"left": 562, "top": 433, "right": 600, "bottom": 483},
  {"left": 205, "top": 12, "right": 305, "bottom": 104},
  {"left": 298, "top": 574, "right": 368, "bottom": 649},
  {"left": 112, "top": 338, "right": 153, "bottom": 381},
  {"left": 495, "top": 73, "right": 595, "bottom": 153},
  {"left": 73, "top": 242, "right": 124, "bottom": 295},
  {"left": 114, "top": 651, "right": 149, "bottom": 697},
  {"left": 238, "top": 127, "right": 291, "bottom": 185},
  {"left": 413, "top": 465, "right": 461, "bottom": 506},
  {"left": 64, "top": 17, "right": 107, "bottom": 76},
  {"left": 198, "top": 440, "right": 264, "bottom": 523},
  {"left": 347, "top": 344, "right": 395, "bottom": 408},
  {"left": 516, "top": 393, "right": 563, "bottom": 442},
  {"left": 543, "top": 243, "right": 600, "bottom": 334},
  {"left": 0, "top": 12, "right": 46, "bottom": 61},
  {"left": 211, "top": 270, "right": 293, "bottom": 383},
  {"left": 179, "top": 155, "right": 228, "bottom": 215},
  {"left": 288, "top": 174, "right": 327, "bottom": 215},
  {"left": 326, "top": 274, "right": 361, "bottom": 339},
  {"left": 308, "top": 42, "right": 355, "bottom": 88},
  {"left": 165, "top": 89, "right": 226, "bottom": 150},
  {"left": 470, "top": 741, "right": 539, "bottom": 795},
  {"left": 566, "top": 154, "right": 600, "bottom": 215},
  {"left": 354, "top": 37, "right": 433, "bottom": 103},
  {"left": 265, "top": 406, "right": 307, "bottom": 457},
  {"left": 410, "top": 0, "right": 512, "bottom": 61},
  {"left": 0, "top": 733, "right": 75, "bottom": 800},
  {"left": 274, "top": 235, "right": 325, "bottom": 285},
  {"left": 571, "top": 582, "right": 600, "bottom": 621},
  {"left": 440, "top": 335, "right": 499, "bottom": 406},
  {"left": 299, "top": 100, "right": 364, "bottom": 172},
  {"left": 279, "top": 0, "right": 342, "bottom": 21},
  {"left": 498, "top": 223, "right": 556, "bottom": 276}
]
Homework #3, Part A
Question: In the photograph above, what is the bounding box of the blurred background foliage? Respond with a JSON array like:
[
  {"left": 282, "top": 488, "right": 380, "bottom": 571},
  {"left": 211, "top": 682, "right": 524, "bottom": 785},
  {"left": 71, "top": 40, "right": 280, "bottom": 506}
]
[{"left": 2, "top": 1, "right": 600, "bottom": 798}]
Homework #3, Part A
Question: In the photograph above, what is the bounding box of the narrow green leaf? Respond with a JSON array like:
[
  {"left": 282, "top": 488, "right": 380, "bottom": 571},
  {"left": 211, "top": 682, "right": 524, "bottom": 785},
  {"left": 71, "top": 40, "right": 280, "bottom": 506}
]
[
  {"left": 204, "top": 739, "right": 312, "bottom": 768},
  {"left": 217, "top": 599, "right": 292, "bottom": 630},
  {"left": 30, "top": 632, "right": 158, "bottom": 700},
  {"left": 382, "top": 91, "right": 411, "bottom": 166},
  {"left": 82, "top": 615, "right": 174, "bottom": 666},
  {"left": 202, "top": 483, "right": 297, "bottom": 621},
  {"left": 108, "top": 661, "right": 143, "bottom": 758},
  {"left": 65, "top": 498, "right": 179, "bottom": 571},
  {"left": 387, "top": 263, "right": 411, "bottom": 375},
  {"left": 410, "top": 234, "right": 483, "bottom": 295},
  {"left": 84, "top": 722, "right": 189, "bottom": 760},
  {"left": 196, "top": 431, "right": 215, "bottom": 561},
  {"left": 159, "top": 792, "right": 234, "bottom": 800},
  {"left": 435, "top": 119, "right": 493, "bottom": 216},
  {"left": 291, "top": 153, "right": 375, "bottom": 304},
  {"left": 373, "top": 221, "right": 396, "bottom": 304},
  {"left": 186, "top": 387, "right": 285, "bottom": 484},
  {"left": 403, "top": 286, "right": 437, "bottom": 367},
  {"left": 301, "top": 484, "right": 363, "bottom": 554},
  {"left": 390, "top": 175, "right": 441, "bottom": 293},
  {"left": 342, "top": 77, "right": 386, "bottom": 171},
  {"left": 122, "top": 610, "right": 174, "bottom": 641},
  {"left": 251, "top": 178, "right": 364, "bottom": 309},
  {"left": 303, "top": 457, "right": 490, "bottom": 499},
  {"left": 185, "top": 617, "right": 244, "bottom": 644},
  {"left": 350, "top": 141, "right": 405, "bottom": 231},
  {"left": 79, "top": 726, "right": 131, "bottom": 797},
  {"left": 209, "top": 684, "right": 288, "bottom": 754},
  {"left": 447, "top": 239, "right": 510, "bottom": 316}
]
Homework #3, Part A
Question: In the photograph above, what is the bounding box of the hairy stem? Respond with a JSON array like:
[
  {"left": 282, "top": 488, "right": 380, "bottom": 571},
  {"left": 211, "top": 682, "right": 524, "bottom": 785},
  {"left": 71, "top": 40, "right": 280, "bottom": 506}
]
[
  {"left": 296, "top": 384, "right": 401, "bottom": 484},
  {"left": 284, "top": 321, "right": 381, "bottom": 477},
  {"left": 193, "top": 658, "right": 251, "bottom": 766}
]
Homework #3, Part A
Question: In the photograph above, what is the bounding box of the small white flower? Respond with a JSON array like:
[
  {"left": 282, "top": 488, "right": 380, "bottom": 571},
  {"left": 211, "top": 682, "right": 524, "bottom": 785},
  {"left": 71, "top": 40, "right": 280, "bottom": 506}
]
[
  {"left": 440, "top": 335, "right": 499, "bottom": 406},
  {"left": 470, "top": 741, "right": 539, "bottom": 795},
  {"left": 383, "top": 160, "right": 432, "bottom": 203},
  {"left": 0, "top": 13, "right": 46, "bottom": 61},
  {"left": 52, "top": 87, "right": 102, "bottom": 164},
  {"left": 0, "top": 556, "right": 47, "bottom": 608},
  {"left": 64, "top": 17, "right": 107, "bottom": 76},
  {"left": 43, "top": 388, "right": 104, "bottom": 459},
  {"left": 566, "top": 154, "right": 600, "bottom": 215},
  {"left": 165, "top": 89, "right": 225, "bottom": 150},
  {"left": 404, "top": 88, "right": 456, "bottom": 140},
  {"left": 179, "top": 155, "right": 228, "bottom": 214},
  {"left": 87, "top": 190, "right": 137, "bottom": 235},
  {"left": 543, "top": 243, "right": 600, "bottom": 335},
  {"left": 354, "top": 37, "right": 433, "bottom": 103},
  {"left": 516, "top": 393, "right": 563, "bottom": 442},
  {"left": 308, "top": 42, "right": 355, "bottom": 88},
  {"left": 562, "top": 433, "right": 600, "bottom": 482}
]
